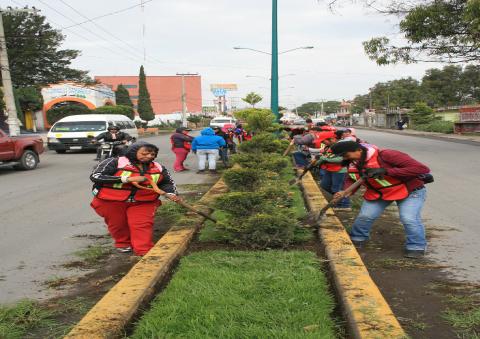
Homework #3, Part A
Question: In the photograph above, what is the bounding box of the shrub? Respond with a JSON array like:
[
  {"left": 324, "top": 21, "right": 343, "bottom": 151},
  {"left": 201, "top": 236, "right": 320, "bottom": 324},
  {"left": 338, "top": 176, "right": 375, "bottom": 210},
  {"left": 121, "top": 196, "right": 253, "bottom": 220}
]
[
  {"left": 213, "top": 192, "right": 265, "bottom": 217},
  {"left": 413, "top": 120, "right": 454, "bottom": 134},
  {"left": 216, "top": 210, "right": 297, "bottom": 249},
  {"left": 231, "top": 153, "right": 289, "bottom": 172},
  {"left": 238, "top": 133, "right": 290, "bottom": 154},
  {"left": 214, "top": 185, "right": 293, "bottom": 218},
  {"left": 94, "top": 105, "right": 135, "bottom": 120},
  {"left": 223, "top": 168, "right": 263, "bottom": 191},
  {"left": 46, "top": 104, "right": 92, "bottom": 124},
  {"left": 234, "top": 108, "right": 275, "bottom": 133}
]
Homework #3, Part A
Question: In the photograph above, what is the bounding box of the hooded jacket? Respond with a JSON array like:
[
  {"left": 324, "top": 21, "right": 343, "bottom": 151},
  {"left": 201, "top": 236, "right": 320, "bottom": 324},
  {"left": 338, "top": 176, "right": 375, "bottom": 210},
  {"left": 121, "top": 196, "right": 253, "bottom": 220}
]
[
  {"left": 90, "top": 141, "right": 177, "bottom": 195},
  {"left": 191, "top": 128, "right": 226, "bottom": 151}
]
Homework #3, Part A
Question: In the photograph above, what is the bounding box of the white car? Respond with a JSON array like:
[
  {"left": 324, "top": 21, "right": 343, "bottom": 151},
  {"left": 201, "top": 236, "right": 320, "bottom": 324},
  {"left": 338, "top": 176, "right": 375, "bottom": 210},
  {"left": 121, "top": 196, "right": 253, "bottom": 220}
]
[
  {"left": 47, "top": 114, "right": 138, "bottom": 153},
  {"left": 210, "top": 116, "right": 237, "bottom": 128}
]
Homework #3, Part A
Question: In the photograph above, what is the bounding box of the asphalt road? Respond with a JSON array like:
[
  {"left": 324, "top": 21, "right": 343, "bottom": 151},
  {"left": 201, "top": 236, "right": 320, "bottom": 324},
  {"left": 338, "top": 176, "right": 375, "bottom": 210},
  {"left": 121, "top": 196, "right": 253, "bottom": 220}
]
[
  {"left": 0, "top": 133, "right": 214, "bottom": 304},
  {"left": 357, "top": 129, "right": 480, "bottom": 283}
]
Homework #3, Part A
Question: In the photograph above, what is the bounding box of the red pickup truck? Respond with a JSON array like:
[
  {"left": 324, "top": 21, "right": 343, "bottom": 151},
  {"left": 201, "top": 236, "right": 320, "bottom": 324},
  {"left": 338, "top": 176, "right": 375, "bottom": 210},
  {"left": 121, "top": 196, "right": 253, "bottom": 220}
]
[{"left": 0, "top": 128, "right": 45, "bottom": 170}]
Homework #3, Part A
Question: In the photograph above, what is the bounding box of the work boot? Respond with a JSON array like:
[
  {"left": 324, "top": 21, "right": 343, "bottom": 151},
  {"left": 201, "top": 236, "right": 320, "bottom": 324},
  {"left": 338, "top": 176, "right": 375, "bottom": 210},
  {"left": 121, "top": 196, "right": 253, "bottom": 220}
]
[
  {"left": 209, "top": 169, "right": 218, "bottom": 174},
  {"left": 404, "top": 250, "right": 425, "bottom": 259},
  {"left": 116, "top": 246, "right": 132, "bottom": 253},
  {"left": 196, "top": 170, "right": 205, "bottom": 174},
  {"left": 351, "top": 240, "right": 366, "bottom": 249}
]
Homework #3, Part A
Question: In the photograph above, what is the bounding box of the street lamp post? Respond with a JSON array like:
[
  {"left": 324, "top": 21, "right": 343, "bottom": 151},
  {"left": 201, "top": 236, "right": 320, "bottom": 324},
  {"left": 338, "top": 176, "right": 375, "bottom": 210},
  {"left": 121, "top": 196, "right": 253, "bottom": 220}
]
[{"left": 271, "top": 0, "right": 279, "bottom": 122}]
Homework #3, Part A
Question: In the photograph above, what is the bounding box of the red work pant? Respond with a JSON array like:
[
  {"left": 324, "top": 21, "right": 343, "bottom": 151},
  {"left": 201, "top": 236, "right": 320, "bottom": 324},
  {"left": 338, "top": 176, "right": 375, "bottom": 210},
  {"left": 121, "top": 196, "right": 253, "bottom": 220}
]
[
  {"left": 91, "top": 197, "right": 160, "bottom": 256},
  {"left": 172, "top": 147, "right": 189, "bottom": 171}
]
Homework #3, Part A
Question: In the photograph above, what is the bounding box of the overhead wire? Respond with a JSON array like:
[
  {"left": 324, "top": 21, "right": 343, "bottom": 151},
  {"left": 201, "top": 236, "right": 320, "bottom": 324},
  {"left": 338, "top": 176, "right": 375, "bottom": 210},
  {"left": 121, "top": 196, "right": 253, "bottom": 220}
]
[{"left": 36, "top": 0, "right": 143, "bottom": 64}]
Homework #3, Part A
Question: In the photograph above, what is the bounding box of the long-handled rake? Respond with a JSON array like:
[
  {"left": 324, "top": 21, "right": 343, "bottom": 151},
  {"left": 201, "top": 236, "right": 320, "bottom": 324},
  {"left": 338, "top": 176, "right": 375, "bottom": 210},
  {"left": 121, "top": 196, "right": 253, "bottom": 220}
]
[{"left": 131, "top": 180, "right": 217, "bottom": 223}]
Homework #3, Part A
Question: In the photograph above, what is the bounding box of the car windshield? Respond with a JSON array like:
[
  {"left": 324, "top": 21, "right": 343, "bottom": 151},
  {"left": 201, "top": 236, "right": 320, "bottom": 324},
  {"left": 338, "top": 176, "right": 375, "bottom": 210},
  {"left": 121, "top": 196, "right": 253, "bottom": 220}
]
[
  {"left": 52, "top": 121, "right": 106, "bottom": 132},
  {"left": 212, "top": 119, "right": 232, "bottom": 123}
]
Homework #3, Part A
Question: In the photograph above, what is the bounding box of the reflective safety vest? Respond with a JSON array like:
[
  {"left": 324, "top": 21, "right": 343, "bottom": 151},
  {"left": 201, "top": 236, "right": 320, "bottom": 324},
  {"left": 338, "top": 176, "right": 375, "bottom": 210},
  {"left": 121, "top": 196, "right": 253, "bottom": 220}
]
[
  {"left": 95, "top": 157, "right": 164, "bottom": 202},
  {"left": 320, "top": 147, "right": 343, "bottom": 172},
  {"left": 311, "top": 131, "right": 336, "bottom": 149},
  {"left": 349, "top": 149, "right": 409, "bottom": 201}
]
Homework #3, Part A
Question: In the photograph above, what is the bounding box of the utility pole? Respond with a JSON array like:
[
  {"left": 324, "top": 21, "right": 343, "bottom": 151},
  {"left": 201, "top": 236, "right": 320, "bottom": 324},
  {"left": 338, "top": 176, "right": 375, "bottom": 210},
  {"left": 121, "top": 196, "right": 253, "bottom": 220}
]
[
  {"left": 0, "top": 7, "right": 38, "bottom": 136},
  {"left": 270, "top": 0, "right": 279, "bottom": 122},
  {"left": 176, "top": 72, "right": 198, "bottom": 128}
]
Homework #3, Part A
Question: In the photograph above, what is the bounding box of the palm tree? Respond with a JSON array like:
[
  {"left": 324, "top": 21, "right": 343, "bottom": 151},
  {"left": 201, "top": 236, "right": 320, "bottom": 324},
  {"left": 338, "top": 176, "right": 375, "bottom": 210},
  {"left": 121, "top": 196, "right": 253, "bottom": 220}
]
[{"left": 242, "top": 92, "right": 263, "bottom": 107}]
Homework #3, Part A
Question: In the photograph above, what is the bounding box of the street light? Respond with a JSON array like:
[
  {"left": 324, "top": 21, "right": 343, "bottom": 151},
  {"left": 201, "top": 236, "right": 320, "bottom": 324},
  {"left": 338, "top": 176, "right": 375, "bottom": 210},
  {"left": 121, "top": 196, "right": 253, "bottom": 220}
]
[
  {"left": 233, "top": 46, "right": 313, "bottom": 56},
  {"left": 234, "top": 40, "right": 313, "bottom": 121},
  {"left": 245, "top": 74, "right": 296, "bottom": 80}
]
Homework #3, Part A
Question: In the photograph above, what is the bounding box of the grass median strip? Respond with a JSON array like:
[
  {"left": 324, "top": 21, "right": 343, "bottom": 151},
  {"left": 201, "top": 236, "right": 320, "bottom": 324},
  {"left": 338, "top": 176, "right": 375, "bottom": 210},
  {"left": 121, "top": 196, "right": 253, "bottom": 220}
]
[{"left": 130, "top": 250, "right": 337, "bottom": 338}]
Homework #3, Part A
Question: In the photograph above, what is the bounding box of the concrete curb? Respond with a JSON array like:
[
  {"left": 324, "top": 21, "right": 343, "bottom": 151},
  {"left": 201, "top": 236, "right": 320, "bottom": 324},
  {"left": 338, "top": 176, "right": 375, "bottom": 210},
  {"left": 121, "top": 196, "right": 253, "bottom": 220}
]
[
  {"left": 355, "top": 126, "right": 480, "bottom": 145},
  {"left": 300, "top": 172, "right": 406, "bottom": 339},
  {"left": 64, "top": 178, "right": 228, "bottom": 339}
]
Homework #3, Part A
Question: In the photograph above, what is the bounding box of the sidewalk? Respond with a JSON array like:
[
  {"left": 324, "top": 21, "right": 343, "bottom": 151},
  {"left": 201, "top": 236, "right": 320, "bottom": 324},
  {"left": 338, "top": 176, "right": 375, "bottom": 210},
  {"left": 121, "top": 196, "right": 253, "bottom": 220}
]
[{"left": 355, "top": 126, "right": 480, "bottom": 145}]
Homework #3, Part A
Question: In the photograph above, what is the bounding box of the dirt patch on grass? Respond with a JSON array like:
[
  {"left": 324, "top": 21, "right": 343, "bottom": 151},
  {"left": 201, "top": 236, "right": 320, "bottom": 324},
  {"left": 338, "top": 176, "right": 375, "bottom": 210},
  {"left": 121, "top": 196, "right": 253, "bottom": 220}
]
[{"left": 335, "top": 195, "right": 480, "bottom": 339}]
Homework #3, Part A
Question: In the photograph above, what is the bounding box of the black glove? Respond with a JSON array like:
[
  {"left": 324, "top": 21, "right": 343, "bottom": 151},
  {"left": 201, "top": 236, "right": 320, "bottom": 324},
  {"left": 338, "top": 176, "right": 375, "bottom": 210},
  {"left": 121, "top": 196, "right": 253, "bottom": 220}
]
[{"left": 365, "top": 168, "right": 387, "bottom": 179}]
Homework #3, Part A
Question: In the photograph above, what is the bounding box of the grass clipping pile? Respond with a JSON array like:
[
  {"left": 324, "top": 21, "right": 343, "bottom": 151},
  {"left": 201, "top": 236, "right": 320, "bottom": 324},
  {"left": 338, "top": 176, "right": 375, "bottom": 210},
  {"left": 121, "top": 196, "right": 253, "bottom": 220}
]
[{"left": 200, "top": 133, "right": 311, "bottom": 249}]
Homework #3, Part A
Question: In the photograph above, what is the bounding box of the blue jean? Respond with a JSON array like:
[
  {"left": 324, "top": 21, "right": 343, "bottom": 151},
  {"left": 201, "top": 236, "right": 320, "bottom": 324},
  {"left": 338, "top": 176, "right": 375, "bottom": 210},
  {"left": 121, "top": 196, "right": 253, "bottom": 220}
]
[
  {"left": 350, "top": 188, "right": 427, "bottom": 251},
  {"left": 293, "top": 151, "right": 309, "bottom": 168},
  {"left": 320, "top": 171, "right": 351, "bottom": 208}
]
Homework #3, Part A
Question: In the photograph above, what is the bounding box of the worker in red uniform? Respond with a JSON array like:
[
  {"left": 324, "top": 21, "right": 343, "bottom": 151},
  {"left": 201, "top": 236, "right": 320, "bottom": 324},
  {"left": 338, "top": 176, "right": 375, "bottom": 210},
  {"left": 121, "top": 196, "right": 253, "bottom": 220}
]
[
  {"left": 330, "top": 141, "right": 431, "bottom": 258},
  {"left": 170, "top": 127, "right": 193, "bottom": 172},
  {"left": 315, "top": 132, "right": 351, "bottom": 210},
  {"left": 90, "top": 141, "right": 179, "bottom": 256}
]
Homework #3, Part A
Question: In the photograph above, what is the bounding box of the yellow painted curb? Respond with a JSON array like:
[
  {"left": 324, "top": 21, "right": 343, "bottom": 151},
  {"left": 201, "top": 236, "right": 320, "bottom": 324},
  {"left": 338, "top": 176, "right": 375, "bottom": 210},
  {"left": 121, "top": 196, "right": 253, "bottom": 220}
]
[
  {"left": 65, "top": 178, "right": 228, "bottom": 339},
  {"left": 301, "top": 172, "right": 406, "bottom": 339}
]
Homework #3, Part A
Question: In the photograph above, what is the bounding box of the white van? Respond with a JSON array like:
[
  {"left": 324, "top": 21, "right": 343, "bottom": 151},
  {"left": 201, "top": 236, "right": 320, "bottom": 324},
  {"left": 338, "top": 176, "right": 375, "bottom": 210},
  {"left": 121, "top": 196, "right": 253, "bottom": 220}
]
[
  {"left": 210, "top": 116, "right": 237, "bottom": 128},
  {"left": 47, "top": 114, "right": 138, "bottom": 153}
]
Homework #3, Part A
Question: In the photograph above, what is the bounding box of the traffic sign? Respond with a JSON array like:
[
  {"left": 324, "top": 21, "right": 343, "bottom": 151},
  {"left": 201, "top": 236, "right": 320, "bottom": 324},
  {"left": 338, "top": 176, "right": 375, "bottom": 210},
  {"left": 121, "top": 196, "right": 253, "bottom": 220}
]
[{"left": 212, "top": 88, "right": 227, "bottom": 97}]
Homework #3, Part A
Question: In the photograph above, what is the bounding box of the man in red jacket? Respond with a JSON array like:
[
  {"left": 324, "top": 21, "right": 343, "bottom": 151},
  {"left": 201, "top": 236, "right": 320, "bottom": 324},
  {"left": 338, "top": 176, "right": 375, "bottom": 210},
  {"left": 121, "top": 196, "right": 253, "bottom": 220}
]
[{"left": 330, "top": 141, "right": 430, "bottom": 258}]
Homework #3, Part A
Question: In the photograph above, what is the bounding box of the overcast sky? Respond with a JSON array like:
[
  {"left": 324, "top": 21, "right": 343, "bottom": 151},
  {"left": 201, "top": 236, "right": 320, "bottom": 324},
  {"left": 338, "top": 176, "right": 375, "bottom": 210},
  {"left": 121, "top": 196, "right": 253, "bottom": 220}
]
[{"left": 8, "top": 0, "right": 443, "bottom": 109}]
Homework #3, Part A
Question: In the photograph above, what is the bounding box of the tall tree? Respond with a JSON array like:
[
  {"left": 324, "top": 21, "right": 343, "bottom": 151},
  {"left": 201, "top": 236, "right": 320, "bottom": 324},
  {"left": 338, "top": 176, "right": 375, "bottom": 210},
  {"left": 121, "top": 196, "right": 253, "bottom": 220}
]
[
  {"left": 115, "top": 84, "right": 134, "bottom": 107},
  {"left": 137, "top": 65, "right": 155, "bottom": 122},
  {"left": 421, "top": 66, "right": 464, "bottom": 107},
  {"left": 2, "top": 12, "right": 89, "bottom": 87},
  {"left": 362, "top": 0, "right": 480, "bottom": 64},
  {"left": 242, "top": 92, "right": 263, "bottom": 107},
  {"left": 460, "top": 65, "right": 480, "bottom": 104}
]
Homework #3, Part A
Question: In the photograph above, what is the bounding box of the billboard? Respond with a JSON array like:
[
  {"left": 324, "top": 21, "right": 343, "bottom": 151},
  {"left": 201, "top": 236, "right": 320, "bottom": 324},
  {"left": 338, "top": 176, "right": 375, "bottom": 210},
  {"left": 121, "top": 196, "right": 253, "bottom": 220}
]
[{"left": 210, "top": 83, "right": 238, "bottom": 91}]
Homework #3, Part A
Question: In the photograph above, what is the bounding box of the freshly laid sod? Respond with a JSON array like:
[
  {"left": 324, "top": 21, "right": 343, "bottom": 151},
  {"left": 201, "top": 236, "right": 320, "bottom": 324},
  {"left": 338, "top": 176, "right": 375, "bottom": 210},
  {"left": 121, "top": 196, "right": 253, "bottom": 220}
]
[{"left": 131, "top": 250, "right": 337, "bottom": 338}]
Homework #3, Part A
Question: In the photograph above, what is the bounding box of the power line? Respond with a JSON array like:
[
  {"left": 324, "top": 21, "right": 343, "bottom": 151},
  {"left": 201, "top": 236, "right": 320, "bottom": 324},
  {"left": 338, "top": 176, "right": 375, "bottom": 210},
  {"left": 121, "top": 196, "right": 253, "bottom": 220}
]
[
  {"left": 58, "top": 0, "right": 146, "bottom": 62},
  {"left": 62, "top": 0, "right": 154, "bottom": 29},
  {"left": 36, "top": 0, "right": 141, "bottom": 63}
]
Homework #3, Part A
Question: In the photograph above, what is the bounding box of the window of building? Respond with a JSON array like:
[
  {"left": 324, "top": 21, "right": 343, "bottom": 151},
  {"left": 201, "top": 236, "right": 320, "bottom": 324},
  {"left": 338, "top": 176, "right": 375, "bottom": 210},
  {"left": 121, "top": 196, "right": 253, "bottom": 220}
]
[
  {"left": 130, "top": 95, "right": 139, "bottom": 99},
  {"left": 124, "top": 84, "right": 137, "bottom": 89}
]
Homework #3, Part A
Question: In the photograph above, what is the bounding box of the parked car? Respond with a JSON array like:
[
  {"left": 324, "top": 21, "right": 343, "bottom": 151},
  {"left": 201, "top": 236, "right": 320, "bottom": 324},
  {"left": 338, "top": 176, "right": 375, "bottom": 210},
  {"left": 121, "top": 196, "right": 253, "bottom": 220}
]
[
  {"left": 47, "top": 114, "right": 138, "bottom": 153},
  {"left": 0, "top": 128, "right": 44, "bottom": 170},
  {"left": 210, "top": 116, "right": 237, "bottom": 129}
]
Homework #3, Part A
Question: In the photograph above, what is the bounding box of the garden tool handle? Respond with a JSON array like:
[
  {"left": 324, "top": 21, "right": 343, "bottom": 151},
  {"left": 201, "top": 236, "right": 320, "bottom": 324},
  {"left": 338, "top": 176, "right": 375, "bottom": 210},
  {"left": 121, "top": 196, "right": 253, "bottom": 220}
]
[
  {"left": 317, "top": 178, "right": 365, "bottom": 219},
  {"left": 131, "top": 180, "right": 217, "bottom": 223},
  {"left": 283, "top": 140, "right": 295, "bottom": 157}
]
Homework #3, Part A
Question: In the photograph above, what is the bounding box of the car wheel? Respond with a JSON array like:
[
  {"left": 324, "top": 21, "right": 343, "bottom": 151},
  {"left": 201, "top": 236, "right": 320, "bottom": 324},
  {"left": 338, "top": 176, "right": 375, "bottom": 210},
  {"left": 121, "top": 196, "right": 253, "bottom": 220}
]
[
  {"left": 15, "top": 150, "right": 39, "bottom": 170},
  {"left": 55, "top": 150, "right": 66, "bottom": 154}
]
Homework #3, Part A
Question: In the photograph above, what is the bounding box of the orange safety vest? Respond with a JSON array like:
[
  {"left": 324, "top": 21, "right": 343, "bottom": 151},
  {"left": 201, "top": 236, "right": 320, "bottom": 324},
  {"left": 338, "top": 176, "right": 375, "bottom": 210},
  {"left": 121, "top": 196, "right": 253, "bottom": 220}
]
[
  {"left": 349, "top": 148, "right": 409, "bottom": 201},
  {"left": 95, "top": 157, "right": 164, "bottom": 202}
]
